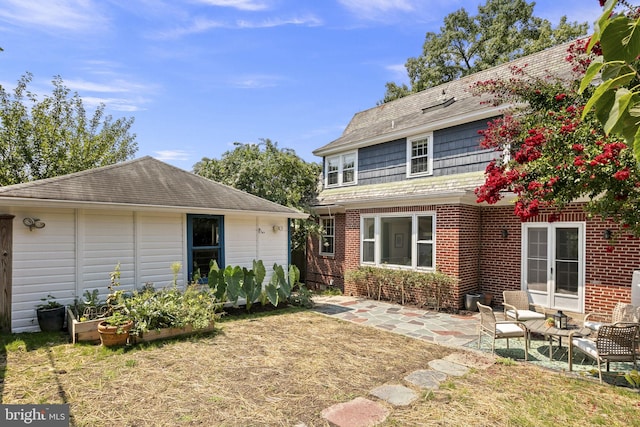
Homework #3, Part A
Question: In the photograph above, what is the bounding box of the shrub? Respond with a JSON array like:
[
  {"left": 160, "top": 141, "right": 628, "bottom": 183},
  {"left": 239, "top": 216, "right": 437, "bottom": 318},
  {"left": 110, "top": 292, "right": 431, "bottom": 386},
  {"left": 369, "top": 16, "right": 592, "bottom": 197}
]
[{"left": 344, "top": 267, "right": 456, "bottom": 311}]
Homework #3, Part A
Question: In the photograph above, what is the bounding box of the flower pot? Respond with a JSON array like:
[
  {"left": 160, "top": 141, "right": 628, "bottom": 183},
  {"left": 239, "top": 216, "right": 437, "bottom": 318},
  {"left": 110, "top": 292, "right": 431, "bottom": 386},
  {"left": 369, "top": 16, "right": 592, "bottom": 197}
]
[
  {"left": 98, "top": 320, "right": 133, "bottom": 347},
  {"left": 481, "top": 292, "right": 493, "bottom": 306},
  {"left": 36, "top": 306, "right": 65, "bottom": 332},
  {"left": 465, "top": 294, "right": 481, "bottom": 311}
]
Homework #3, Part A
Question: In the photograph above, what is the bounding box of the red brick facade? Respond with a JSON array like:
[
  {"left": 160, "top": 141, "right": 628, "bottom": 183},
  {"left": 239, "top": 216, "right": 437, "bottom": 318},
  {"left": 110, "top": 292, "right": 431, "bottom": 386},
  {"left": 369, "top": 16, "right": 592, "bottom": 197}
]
[{"left": 307, "top": 202, "right": 640, "bottom": 313}]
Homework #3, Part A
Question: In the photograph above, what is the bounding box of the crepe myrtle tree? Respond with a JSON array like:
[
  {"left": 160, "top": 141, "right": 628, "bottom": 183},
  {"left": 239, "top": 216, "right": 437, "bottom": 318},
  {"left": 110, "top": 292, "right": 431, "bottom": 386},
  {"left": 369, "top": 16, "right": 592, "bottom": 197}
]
[{"left": 473, "top": 39, "right": 640, "bottom": 248}]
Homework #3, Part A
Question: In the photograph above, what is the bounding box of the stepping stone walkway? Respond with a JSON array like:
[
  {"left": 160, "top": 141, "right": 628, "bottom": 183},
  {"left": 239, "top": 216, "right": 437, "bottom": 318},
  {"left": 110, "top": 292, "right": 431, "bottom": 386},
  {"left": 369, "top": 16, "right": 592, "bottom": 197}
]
[{"left": 321, "top": 353, "right": 495, "bottom": 427}]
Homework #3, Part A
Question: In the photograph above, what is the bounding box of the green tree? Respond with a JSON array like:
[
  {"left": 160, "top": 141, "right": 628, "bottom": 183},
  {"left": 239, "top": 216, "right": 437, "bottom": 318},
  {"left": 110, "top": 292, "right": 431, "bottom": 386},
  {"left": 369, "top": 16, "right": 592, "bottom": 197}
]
[
  {"left": 382, "top": 0, "right": 588, "bottom": 103},
  {"left": 580, "top": 0, "right": 640, "bottom": 161},
  {"left": 193, "top": 139, "right": 322, "bottom": 252},
  {"left": 0, "top": 73, "right": 137, "bottom": 185},
  {"left": 474, "top": 39, "right": 640, "bottom": 242}
]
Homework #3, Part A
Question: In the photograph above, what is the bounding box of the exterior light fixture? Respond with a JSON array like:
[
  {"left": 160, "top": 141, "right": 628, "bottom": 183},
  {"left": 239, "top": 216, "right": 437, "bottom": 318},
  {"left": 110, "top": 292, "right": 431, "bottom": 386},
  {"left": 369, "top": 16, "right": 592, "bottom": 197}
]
[
  {"left": 603, "top": 229, "right": 613, "bottom": 240},
  {"left": 501, "top": 228, "right": 509, "bottom": 238},
  {"left": 23, "top": 217, "right": 45, "bottom": 231}
]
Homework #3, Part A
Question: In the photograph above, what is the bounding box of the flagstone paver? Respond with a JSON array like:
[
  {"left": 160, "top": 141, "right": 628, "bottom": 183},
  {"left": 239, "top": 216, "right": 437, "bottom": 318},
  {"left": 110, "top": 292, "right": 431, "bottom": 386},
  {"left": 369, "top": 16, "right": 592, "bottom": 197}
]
[
  {"left": 369, "top": 384, "right": 418, "bottom": 407},
  {"left": 313, "top": 296, "right": 496, "bottom": 427},
  {"left": 404, "top": 369, "right": 448, "bottom": 390},
  {"left": 321, "top": 397, "right": 390, "bottom": 427},
  {"left": 427, "top": 359, "right": 470, "bottom": 377}
]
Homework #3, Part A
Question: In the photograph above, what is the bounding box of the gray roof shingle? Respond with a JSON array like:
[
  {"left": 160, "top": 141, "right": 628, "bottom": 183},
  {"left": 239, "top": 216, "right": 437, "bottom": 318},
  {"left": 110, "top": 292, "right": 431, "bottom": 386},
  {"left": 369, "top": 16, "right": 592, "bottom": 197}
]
[
  {"left": 314, "top": 40, "right": 578, "bottom": 156},
  {"left": 0, "top": 156, "right": 305, "bottom": 217}
]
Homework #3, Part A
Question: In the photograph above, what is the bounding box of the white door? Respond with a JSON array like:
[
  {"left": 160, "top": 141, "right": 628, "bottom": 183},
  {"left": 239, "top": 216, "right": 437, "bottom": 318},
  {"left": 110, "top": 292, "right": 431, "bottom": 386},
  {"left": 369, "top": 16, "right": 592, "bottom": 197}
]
[{"left": 522, "top": 222, "right": 585, "bottom": 312}]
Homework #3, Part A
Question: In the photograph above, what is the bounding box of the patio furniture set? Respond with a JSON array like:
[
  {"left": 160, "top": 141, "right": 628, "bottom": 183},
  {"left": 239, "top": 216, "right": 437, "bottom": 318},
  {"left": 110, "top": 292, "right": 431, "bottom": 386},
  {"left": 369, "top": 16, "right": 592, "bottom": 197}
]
[{"left": 477, "top": 291, "right": 640, "bottom": 382}]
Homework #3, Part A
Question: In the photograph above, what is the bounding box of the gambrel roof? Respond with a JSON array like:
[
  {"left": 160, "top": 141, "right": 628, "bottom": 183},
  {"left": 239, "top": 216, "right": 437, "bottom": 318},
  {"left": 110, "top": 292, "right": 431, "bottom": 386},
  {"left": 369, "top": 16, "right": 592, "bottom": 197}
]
[
  {"left": 0, "top": 156, "right": 307, "bottom": 217},
  {"left": 314, "top": 40, "right": 577, "bottom": 157}
]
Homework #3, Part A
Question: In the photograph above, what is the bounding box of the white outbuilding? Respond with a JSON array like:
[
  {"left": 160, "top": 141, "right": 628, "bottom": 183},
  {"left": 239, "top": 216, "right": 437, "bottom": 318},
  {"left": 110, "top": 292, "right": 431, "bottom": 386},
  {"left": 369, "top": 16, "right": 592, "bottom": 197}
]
[{"left": 0, "top": 156, "right": 307, "bottom": 332}]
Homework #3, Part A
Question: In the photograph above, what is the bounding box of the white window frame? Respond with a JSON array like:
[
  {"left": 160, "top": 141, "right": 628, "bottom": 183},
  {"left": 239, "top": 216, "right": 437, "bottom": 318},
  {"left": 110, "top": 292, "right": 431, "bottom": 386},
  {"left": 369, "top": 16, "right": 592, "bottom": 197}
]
[
  {"left": 325, "top": 151, "right": 357, "bottom": 187},
  {"left": 319, "top": 217, "right": 335, "bottom": 256},
  {"left": 360, "top": 212, "right": 436, "bottom": 270},
  {"left": 406, "top": 133, "right": 434, "bottom": 178}
]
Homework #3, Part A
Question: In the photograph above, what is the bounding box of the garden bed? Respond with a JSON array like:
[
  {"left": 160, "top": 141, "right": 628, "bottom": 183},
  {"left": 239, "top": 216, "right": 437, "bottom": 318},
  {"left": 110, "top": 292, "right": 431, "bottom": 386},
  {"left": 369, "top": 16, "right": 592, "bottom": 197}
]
[
  {"left": 132, "top": 323, "right": 216, "bottom": 343},
  {"left": 67, "top": 307, "right": 103, "bottom": 344}
]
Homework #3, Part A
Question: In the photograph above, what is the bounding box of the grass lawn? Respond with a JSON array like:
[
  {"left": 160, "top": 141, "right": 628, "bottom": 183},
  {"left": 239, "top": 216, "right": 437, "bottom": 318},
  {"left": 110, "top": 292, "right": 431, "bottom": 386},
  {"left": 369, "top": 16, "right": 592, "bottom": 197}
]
[{"left": 1, "top": 308, "right": 639, "bottom": 426}]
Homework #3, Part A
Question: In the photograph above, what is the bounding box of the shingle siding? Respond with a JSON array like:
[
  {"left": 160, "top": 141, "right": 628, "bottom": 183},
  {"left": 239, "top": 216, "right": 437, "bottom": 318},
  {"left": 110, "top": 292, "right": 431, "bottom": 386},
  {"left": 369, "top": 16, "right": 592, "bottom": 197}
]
[
  {"left": 358, "top": 139, "right": 405, "bottom": 185},
  {"left": 352, "top": 119, "right": 498, "bottom": 186},
  {"left": 432, "top": 118, "right": 497, "bottom": 176}
]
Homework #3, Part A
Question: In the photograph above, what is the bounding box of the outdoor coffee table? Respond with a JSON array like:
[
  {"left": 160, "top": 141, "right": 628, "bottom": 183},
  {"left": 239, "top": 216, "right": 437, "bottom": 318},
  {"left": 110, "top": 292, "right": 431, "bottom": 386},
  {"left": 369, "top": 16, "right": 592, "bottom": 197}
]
[{"left": 525, "top": 319, "right": 592, "bottom": 360}]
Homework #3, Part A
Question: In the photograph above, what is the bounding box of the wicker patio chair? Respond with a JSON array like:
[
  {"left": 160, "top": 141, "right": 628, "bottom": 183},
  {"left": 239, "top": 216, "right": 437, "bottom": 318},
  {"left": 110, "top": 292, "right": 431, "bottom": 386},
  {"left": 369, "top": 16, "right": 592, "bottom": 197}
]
[
  {"left": 477, "top": 302, "right": 528, "bottom": 361},
  {"left": 570, "top": 322, "right": 639, "bottom": 383},
  {"left": 502, "top": 290, "right": 546, "bottom": 321},
  {"left": 583, "top": 302, "right": 640, "bottom": 332}
]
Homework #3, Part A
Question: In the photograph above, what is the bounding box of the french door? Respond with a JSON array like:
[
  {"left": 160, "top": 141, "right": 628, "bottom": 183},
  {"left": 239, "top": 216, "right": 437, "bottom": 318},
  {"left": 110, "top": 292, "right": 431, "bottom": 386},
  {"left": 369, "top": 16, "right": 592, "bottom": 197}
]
[{"left": 522, "top": 222, "right": 585, "bottom": 312}]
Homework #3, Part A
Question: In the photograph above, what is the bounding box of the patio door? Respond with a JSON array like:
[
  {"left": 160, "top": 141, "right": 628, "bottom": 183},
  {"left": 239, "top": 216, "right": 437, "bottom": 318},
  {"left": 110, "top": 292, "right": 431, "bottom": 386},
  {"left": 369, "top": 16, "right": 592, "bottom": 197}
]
[{"left": 522, "top": 222, "right": 585, "bottom": 312}]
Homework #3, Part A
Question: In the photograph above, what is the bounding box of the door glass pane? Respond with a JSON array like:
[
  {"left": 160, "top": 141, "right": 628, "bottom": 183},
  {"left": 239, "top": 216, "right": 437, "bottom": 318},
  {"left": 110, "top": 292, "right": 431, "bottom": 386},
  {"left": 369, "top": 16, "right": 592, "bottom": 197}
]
[
  {"left": 526, "top": 228, "right": 547, "bottom": 292},
  {"left": 381, "top": 217, "right": 411, "bottom": 266},
  {"left": 555, "top": 228, "right": 579, "bottom": 295}
]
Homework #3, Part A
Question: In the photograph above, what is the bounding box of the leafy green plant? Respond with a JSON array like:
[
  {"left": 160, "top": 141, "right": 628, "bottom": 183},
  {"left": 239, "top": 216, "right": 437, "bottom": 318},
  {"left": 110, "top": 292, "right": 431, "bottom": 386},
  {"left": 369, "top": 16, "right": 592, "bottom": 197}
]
[
  {"left": 125, "top": 285, "right": 221, "bottom": 336},
  {"left": 36, "top": 294, "right": 62, "bottom": 310},
  {"left": 624, "top": 369, "right": 640, "bottom": 389}
]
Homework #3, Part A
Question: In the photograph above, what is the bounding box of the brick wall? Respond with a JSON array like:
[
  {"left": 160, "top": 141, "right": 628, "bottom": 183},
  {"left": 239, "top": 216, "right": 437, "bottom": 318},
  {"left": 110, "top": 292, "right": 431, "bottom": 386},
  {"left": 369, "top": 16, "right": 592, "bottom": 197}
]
[
  {"left": 323, "top": 204, "right": 481, "bottom": 308},
  {"left": 305, "top": 213, "right": 345, "bottom": 290},
  {"left": 480, "top": 203, "right": 640, "bottom": 313},
  {"left": 307, "top": 201, "right": 640, "bottom": 313}
]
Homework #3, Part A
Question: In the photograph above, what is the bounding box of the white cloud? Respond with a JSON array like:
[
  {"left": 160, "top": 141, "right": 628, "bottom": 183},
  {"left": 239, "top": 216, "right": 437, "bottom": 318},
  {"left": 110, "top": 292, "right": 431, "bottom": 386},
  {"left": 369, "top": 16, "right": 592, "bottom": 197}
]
[
  {"left": 385, "top": 63, "right": 409, "bottom": 84},
  {"left": 0, "top": 0, "right": 108, "bottom": 32},
  {"left": 155, "top": 14, "right": 322, "bottom": 39},
  {"left": 193, "top": 0, "right": 270, "bottom": 11},
  {"left": 229, "top": 74, "right": 283, "bottom": 89},
  {"left": 236, "top": 15, "right": 322, "bottom": 28},
  {"left": 338, "top": 0, "right": 415, "bottom": 20},
  {"left": 81, "top": 96, "right": 147, "bottom": 112},
  {"left": 153, "top": 150, "right": 191, "bottom": 161}
]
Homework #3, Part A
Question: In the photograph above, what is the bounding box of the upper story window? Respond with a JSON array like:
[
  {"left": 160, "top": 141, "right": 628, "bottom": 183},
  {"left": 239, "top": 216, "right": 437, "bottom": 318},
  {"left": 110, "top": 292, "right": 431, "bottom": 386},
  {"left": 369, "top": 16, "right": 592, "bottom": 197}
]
[
  {"left": 326, "top": 152, "right": 357, "bottom": 187},
  {"left": 320, "top": 217, "right": 335, "bottom": 255},
  {"left": 407, "top": 133, "right": 433, "bottom": 178}
]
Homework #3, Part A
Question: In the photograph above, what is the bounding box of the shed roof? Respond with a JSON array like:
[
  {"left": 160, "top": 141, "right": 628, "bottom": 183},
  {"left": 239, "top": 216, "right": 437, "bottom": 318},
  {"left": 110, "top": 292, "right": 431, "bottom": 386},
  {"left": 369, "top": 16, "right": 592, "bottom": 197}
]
[
  {"left": 313, "top": 40, "right": 577, "bottom": 156},
  {"left": 0, "top": 156, "right": 306, "bottom": 217}
]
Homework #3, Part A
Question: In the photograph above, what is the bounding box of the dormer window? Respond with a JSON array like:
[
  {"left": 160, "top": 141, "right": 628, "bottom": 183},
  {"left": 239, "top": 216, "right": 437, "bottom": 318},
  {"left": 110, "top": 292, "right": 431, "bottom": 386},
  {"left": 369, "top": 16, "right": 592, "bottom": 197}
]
[
  {"left": 326, "top": 151, "right": 357, "bottom": 187},
  {"left": 407, "top": 133, "right": 433, "bottom": 178}
]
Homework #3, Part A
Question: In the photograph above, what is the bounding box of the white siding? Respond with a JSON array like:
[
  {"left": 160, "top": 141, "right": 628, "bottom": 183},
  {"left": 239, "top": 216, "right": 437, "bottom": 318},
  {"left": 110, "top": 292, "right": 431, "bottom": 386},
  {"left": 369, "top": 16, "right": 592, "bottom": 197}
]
[
  {"left": 11, "top": 208, "right": 76, "bottom": 332},
  {"left": 224, "top": 216, "right": 289, "bottom": 284},
  {"left": 7, "top": 207, "right": 290, "bottom": 332},
  {"left": 137, "top": 212, "right": 185, "bottom": 289},
  {"left": 79, "top": 210, "right": 135, "bottom": 297}
]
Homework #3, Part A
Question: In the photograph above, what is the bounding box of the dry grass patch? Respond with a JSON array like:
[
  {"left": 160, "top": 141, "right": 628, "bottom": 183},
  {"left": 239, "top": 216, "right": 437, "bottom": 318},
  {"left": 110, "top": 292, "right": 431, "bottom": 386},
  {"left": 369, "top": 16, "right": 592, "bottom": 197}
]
[{"left": 1, "top": 309, "right": 638, "bottom": 427}]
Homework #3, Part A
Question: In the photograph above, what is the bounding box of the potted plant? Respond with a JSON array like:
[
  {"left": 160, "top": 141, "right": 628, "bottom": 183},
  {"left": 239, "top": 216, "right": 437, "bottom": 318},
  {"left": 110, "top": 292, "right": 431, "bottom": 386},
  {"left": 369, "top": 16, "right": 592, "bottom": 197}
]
[
  {"left": 36, "top": 295, "right": 65, "bottom": 332},
  {"left": 97, "top": 263, "right": 133, "bottom": 347},
  {"left": 97, "top": 312, "right": 133, "bottom": 347}
]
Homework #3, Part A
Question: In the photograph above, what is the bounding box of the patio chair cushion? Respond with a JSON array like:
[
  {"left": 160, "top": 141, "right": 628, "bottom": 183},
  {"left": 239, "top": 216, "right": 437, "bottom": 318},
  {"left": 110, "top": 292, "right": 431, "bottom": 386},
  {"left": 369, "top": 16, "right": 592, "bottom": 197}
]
[
  {"left": 506, "top": 309, "right": 545, "bottom": 321},
  {"left": 584, "top": 320, "right": 604, "bottom": 332},
  {"left": 495, "top": 322, "right": 526, "bottom": 337},
  {"left": 572, "top": 337, "right": 598, "bottom": 359}
]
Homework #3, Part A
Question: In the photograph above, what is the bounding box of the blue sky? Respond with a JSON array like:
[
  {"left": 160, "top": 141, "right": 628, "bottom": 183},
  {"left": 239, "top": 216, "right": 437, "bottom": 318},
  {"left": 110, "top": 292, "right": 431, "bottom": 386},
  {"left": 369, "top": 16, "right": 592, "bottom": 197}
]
[{"left": 0, "top": 0, "right": 602, "bottom": 171}]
